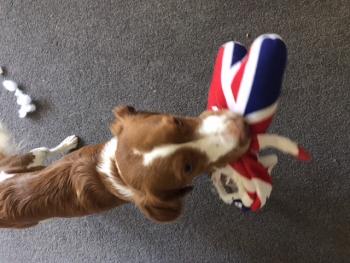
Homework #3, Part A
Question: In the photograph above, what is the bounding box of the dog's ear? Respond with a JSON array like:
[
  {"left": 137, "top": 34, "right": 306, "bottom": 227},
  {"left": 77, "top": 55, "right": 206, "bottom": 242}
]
[
  {"left": 110, "top": 106, "right": 136, "bottom": 135},
  {"left": 136, "top": 194, "right": 183, "bottom": 223},
  {"left": 113, "top": 106, "right": 136, "bottom": 120}
]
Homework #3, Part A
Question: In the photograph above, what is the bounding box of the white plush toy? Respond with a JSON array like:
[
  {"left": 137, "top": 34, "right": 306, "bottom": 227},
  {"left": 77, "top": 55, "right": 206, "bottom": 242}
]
[{"left": 2, "top": 79, "right": 36, "bottom": 118}]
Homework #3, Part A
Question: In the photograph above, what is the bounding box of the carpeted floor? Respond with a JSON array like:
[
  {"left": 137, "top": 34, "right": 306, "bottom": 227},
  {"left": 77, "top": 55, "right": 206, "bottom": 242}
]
[{"left": 0, "top": 1, "right": 349, "bottom": 262}]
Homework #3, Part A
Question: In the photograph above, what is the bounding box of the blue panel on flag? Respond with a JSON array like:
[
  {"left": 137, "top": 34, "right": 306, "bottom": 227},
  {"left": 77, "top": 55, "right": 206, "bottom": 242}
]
[{"left": 244, "top": 38, "right": 287, "bottom": 115}]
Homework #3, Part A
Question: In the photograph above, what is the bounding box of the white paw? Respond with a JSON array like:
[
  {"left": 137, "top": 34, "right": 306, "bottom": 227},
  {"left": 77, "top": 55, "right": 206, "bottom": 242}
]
[
  {"left": 31, "top": 147, "right": 49, "bottom": 155},
  {"left": 56, "top": 135, "right": 79, "bottom": 153},
  {"left": 28, "top": 147, "right": 50, "bottom": 168}
]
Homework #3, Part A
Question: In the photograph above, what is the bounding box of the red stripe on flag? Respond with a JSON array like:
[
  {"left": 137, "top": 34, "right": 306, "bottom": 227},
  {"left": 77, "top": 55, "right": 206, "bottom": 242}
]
[
  {"left": 207, "top": 47, "right": 227, "bottom": 110},
  {"left": 250, "top": 195, "right": 262, "bottom": 212},
  {"left": 231, "top": 156, "right": 251, "bottom": 179},
  {"left": 230, "top": 153, "right": 272, "bottom": 184},
  {"left": 247, "top": 191, "right": 261, "bottom": 211},
  {"left": 297, "top": 147, "right": 312, "bottom": 161},
  {"left": 231, "top": 54, "right": 249, "bottom": 101},
  {"left": 249, "top": 115, "right": 274, "bottom": 134},
  {"left": 250, "top": 135, "right": 260, "bottom": 152},
  {"left": 243, "top": 154, "right": 272, "bottom": 184}
]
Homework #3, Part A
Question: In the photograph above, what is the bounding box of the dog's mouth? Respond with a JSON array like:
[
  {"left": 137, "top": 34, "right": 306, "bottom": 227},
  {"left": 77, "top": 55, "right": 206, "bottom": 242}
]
[{"left": 177, "top": 185, "right": 194, "bottom": 195}]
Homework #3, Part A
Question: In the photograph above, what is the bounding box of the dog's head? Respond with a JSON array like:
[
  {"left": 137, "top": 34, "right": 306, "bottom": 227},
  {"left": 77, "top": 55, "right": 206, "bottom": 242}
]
[{"left": 109, "top": 106, "right": 250, "bottom": 222}]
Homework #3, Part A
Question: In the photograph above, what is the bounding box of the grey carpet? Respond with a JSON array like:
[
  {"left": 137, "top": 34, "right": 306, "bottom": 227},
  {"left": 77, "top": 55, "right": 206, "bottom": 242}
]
[{"left": 0, "top": 0, "right": 349, "bottom": 262}]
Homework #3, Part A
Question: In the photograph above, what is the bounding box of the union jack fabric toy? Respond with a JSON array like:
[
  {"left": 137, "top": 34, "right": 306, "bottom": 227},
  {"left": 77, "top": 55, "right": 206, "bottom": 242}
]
[{"left": 208, "top": 34, "right": 311, "bottom": 212}]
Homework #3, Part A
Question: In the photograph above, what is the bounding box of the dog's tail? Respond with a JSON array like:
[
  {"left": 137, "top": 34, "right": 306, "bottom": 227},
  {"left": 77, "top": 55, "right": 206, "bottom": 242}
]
[{"left": 0, "top": 122, "right": 14, "bottom": 158}]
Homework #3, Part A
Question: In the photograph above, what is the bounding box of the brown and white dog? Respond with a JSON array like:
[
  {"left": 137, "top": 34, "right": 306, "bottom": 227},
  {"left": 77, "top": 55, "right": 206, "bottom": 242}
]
[{"left": 0, "top": 106, "right": 250, "bottom": 228}]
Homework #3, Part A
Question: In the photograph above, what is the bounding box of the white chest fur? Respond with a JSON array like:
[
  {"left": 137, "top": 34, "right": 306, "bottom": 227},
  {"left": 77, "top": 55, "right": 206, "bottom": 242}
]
[
  {"left": 0, "top": 171, "right": 15, "bottom": 183},
  {"left": 96, "top": 138, "right": 133, "bottom": 199}
]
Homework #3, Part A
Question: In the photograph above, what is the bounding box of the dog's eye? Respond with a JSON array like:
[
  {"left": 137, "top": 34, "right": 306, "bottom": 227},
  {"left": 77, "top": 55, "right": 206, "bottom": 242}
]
[{"left": 184, "top": 163, "right": 193, "bottom": 173}]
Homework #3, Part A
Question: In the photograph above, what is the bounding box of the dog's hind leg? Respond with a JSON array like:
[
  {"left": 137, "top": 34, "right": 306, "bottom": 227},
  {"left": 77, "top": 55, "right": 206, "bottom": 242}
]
[
  {"left": 0, "top": 135, "right": 79, "bottom": 173},
  {"left": 28, "top": 135, "right": 79, "bottom": 168}
]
